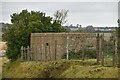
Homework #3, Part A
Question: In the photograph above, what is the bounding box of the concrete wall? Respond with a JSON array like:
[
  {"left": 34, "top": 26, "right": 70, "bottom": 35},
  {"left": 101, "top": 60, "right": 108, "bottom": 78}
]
[{"left": 30, "top": 33, "right": 97, "bottom": 61}]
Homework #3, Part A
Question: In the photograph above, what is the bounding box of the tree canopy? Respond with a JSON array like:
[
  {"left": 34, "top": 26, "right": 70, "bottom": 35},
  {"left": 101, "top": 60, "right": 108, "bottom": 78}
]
[{"left": 2, "top": 9, "right": 68, "bottom": 61}]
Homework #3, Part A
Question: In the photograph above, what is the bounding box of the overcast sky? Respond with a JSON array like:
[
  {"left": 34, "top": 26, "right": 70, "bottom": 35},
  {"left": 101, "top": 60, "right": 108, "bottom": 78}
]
[{"left": 0, "top": 1, "right": 119, "bottom": 27}]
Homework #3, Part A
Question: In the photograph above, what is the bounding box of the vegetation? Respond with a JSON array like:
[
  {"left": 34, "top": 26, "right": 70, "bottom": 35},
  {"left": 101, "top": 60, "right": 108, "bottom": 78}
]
[
  {"left": 2, "top": 59, "right": 118, "bottom": 78},
  {"left": 2, "top": 9, "right": 68, "bottom": 61},
  {"left": 53, "top": 9, "right": 69, "bottom": 25},
  {"left": 103, "top": 40, "right": 113, "bottom": 58},
  {"left": 62, "top": 50, "right": 96, "bottom": 59}
]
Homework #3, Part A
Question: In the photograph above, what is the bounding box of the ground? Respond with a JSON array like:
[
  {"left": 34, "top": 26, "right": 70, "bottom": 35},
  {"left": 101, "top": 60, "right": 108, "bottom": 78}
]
[{"left": 2, "top": 58, "right": 119, "bottom": 78}]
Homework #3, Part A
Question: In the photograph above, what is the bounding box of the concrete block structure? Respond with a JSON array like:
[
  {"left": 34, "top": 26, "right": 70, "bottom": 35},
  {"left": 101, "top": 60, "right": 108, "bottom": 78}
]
[{"left": 30, "top": 33, "right": 96, "bottom": 61}]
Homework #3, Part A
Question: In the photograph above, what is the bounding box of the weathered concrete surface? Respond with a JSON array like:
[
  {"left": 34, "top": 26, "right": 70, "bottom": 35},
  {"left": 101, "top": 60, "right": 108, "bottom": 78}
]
[{"left": 30, "top": 33, "right": 96, "bottom": 61}]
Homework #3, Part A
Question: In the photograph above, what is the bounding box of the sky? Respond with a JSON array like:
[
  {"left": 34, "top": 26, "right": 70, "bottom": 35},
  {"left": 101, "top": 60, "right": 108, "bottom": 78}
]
[{"left": 0, "top": 0, "right": 119, "bottom": 27}]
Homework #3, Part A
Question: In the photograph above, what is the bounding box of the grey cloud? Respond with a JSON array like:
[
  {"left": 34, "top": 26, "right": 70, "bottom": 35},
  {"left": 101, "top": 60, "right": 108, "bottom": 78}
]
[{"left": 1, "top": 2, "right": 118, "bottom": 27}]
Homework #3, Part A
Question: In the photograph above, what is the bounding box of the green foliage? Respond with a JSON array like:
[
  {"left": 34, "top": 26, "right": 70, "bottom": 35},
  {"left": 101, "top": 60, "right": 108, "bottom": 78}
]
[
  {"left": 103, "top": 40, "right": 113, "bottom": 58},
  {"left": 62, "top": 50, "right": 96, "bottom": 59},
  {"left": 2, "top": 9, "right": 67, "bottom": 61}
]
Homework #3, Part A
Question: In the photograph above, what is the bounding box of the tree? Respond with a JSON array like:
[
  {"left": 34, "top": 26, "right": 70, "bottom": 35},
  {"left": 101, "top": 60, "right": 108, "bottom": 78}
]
[
  {"left": 2, "top": 9, "right": 67, "bottom": 61},
  {"left": 53, "top": 9, "right": 69, "bottom": 25},
  {"left": 52, "top": 9, "right": 69, "bottom": 32}
]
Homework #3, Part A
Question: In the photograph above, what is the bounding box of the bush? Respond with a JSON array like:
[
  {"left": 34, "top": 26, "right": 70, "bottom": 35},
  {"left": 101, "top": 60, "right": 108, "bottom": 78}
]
[{"left": 62, "top": 49, "right": 96, "bottom": 60}]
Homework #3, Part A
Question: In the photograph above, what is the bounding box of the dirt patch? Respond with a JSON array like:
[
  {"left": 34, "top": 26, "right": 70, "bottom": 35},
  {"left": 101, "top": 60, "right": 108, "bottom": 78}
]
[{"left": 0, "top": 42, "right": 7, "bottom": 50}]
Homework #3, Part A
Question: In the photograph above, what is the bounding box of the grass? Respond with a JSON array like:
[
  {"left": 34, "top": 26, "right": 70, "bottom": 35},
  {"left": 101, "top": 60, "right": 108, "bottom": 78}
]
[
  {"left": 60, "top": 65, "right": 118, "bottom": 78},
  {"left": 2, "top": 58, "right": 119, "bottom": 78}
]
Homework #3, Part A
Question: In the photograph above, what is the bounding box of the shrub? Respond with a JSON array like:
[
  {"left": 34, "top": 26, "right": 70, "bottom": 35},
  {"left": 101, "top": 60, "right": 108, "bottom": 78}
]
[{"left": 62, "top": 49, "right": 96, "bottom": 60}]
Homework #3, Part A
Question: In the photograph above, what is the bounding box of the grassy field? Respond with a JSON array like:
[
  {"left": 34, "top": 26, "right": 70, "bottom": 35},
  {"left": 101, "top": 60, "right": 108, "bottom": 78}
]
[{"left": 2, "top": 58, "right": 119, "bottom": 78}]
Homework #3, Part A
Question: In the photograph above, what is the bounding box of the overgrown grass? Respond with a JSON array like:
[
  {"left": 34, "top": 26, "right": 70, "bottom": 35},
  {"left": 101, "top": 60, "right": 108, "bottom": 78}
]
[
  {"left": 2, "top": 59, "right": 119, "bottom": 78},
  {"left": 60, "top": 65, "right": 118, "bottom": 78}
]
